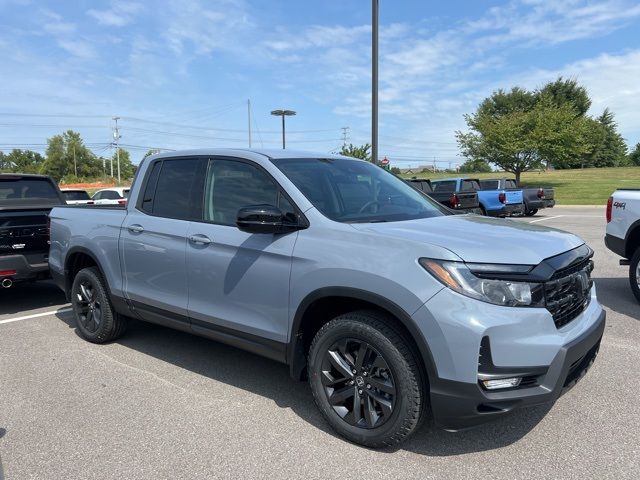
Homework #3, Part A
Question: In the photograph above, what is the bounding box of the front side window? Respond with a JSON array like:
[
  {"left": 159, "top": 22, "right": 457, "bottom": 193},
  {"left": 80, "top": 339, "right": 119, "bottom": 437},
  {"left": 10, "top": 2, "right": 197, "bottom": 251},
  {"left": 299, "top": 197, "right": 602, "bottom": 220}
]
[
  {"left": 272, "top": 158, "right": 444, "bottom": 223},
  {"left": 505, "top": 180, "right": 518, "bottom": 189},
  {"left": 204, "top": 159, "right": 293, "bottom": 226}
]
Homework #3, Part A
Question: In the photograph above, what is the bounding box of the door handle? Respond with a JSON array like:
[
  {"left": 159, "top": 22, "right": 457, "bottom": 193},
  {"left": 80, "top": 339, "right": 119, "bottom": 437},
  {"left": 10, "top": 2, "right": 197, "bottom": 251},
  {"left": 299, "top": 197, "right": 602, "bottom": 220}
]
[
  {"left": 189, "top": 234, "right": 212, "bottom": 245},
  {"left": 128, "top": 224, "right": 144, "bottom": 233}
]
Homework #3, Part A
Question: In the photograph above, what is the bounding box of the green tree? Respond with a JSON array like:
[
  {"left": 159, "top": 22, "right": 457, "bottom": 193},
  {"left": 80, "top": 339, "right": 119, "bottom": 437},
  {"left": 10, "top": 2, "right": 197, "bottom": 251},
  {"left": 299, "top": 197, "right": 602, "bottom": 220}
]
[
  {"left": 629, "top": 143, "right": 640, "bottom": 166},
  {"left": 41, "top": 130, "right": 102, "bottom": 181},
  {"left": 586, "top": 109, "right": 627, "bottom": 167},
  {"left": 340, "top": 143, "right": 371, "bottom": 162},
  {"left": 457, "top": 93, "right": 592, "bottom": 182},
  {"left": 0, "top": 149, "right": 45, "bottom": 173},
  {"left": 458, "top": 159, "right": 492, "bottom": 173},
  {"left": 112, "top": 148, "right": 137, "bottom": 180},
  {"left": 538, "top": 77, "right": 591, "bottom": 116}
]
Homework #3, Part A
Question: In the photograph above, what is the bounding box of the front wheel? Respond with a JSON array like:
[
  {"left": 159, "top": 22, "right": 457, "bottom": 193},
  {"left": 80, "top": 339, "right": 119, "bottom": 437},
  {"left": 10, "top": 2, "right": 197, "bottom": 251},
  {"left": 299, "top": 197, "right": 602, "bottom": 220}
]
[
  {"left": 308, "top": 311, "right": 425, "bottom": 448},
  {"left": 629, "top": 249, "right": 640, "bottom": 303}
]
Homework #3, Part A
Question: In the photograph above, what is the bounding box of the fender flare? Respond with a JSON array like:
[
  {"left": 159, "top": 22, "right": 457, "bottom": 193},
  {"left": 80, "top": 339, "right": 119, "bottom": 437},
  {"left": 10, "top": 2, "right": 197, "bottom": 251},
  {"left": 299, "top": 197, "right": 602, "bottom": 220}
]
[{"left": 286, "top": 286, "right": 438, "bottom": 382}]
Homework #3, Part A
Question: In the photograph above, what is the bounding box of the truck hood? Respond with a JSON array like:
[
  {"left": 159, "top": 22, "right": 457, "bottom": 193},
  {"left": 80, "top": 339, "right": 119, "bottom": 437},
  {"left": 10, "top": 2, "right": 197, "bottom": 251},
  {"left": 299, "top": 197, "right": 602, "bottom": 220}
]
[{"left": 351, "top": 214, "right": 584, "bottom": 265}]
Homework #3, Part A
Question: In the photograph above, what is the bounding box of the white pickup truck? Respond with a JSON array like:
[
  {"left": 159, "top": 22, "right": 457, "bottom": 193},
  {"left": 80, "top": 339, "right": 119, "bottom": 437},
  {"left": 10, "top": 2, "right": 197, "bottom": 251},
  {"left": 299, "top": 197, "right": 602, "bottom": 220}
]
[{"left": 605, "top": 189, "right": 640, "bottom": 302}]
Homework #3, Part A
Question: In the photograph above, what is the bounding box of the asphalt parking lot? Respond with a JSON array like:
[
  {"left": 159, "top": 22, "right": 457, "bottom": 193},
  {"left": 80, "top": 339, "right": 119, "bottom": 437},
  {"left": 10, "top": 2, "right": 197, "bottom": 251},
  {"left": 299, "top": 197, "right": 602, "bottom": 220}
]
[{"left": 0, "top": 207, "right": 638, "bottom": 479}]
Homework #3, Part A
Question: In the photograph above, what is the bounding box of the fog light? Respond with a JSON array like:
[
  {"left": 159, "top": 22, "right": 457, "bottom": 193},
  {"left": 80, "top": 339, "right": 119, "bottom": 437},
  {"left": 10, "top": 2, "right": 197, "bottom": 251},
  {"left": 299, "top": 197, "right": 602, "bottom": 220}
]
[{"left": 481, "top": 377, "right": 521, "bottom": 390}]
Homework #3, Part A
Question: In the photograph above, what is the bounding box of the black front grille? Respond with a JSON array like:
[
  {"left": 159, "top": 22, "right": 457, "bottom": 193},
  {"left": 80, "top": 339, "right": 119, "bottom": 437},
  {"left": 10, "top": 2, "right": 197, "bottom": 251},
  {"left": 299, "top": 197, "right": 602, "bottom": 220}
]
[{"left": 545, "top": 257, "right": 593, "bottom": 328}]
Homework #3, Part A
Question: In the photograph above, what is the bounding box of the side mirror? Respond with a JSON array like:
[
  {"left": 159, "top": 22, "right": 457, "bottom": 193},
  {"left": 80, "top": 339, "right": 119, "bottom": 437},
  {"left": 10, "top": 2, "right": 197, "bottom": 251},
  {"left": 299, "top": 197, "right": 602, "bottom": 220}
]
[{"left": 236, "top": 204, "right": 298, "bottom": 234}]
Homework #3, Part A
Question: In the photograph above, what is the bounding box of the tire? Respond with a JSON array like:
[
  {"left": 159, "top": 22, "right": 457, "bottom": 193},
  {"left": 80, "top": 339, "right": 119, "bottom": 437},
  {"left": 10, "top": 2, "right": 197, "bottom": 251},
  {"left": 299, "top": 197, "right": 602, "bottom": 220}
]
[
  {"left": 71, "top": 267, "right": 128, "bottom": 343},
  {"left": 525, "top": 208, "right": 538, "bottom": 217},
  {"left": 629, "top": 248, "right": 640, "bottom": 304},
  {"left": 480, "top": 205, "right": 487, "bottom": 216},
  {"left": 308, "top": 310, "right": 425, "bottom": 448}
]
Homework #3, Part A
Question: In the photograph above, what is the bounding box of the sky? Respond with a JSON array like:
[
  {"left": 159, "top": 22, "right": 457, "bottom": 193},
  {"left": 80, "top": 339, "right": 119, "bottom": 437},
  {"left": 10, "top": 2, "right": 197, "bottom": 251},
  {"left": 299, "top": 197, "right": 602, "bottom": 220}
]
[{"left": 1, "top": 0, "right": 640, "bottom": 168}]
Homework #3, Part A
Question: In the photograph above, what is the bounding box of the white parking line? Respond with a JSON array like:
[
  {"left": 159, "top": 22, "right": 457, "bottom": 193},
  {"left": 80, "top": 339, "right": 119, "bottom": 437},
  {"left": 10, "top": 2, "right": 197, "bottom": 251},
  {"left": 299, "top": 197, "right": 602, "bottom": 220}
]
[
  {"left": 529, "top": 215, "right": 564, "bottom": 223},
  {"left": 0, "top": 307, "right": 72, "bottom": 325}
]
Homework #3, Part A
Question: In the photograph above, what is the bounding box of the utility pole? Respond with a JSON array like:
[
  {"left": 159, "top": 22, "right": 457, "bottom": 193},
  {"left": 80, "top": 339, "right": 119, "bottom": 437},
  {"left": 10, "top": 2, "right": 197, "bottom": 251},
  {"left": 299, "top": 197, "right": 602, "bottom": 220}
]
[
  {"left": 372, "top": 0, "right": 379, "bottom": 164},
  {"left": 113, "top": 116, "right": 121, "bottom": 182},
  {"left": 247, "top": 99, "right": 252, "bottom": 148},
  {"left": 341, "top": 127, "right": 350, "bottom": 147}
]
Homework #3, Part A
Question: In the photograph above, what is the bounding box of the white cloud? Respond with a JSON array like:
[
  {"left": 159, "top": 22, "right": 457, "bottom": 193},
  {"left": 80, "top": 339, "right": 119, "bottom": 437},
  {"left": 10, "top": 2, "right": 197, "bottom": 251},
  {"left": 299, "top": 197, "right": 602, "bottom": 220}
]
[{"left": 87, "top": 1, "right": 142, "bottom": 27}]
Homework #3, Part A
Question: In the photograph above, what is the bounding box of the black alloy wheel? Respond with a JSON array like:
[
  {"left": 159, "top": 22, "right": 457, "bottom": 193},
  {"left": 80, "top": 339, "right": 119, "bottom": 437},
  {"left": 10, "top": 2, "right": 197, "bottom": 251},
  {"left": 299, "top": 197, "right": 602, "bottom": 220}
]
[
  {"left": 71, "top": 266, "right": 127, "bottom": 343},
  {"left": 321, "top": 338, "right": 396, "bottom": 429},
  {"left": 75, "top": 280, "right": 103, "bottom": 333}
]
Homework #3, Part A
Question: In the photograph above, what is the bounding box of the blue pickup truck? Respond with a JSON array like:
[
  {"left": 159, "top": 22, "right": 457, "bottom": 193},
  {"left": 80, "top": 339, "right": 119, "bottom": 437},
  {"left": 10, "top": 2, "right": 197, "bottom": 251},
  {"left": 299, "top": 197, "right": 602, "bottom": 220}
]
[{"left": 431, "top": 177, "right": 524, "bottom": 217}]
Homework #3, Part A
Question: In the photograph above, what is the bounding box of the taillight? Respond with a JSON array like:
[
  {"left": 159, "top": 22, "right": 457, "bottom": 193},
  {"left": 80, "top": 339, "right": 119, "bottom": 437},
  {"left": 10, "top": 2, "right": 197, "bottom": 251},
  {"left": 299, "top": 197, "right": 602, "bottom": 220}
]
[
  {"left": 117, "top": 199, "right": 127, "bottom": 205},
  {"left": 498, "top": 192, "right": 506, "bottom": 203},
  {"left": 606, "top": 197, "right": 613, "bottom": 223},
  {"left": 448, "top": 194, "right": 460, "bottom": 208},
  {"left": 0, "top": 270, "right": 17, "bottom": 277},
  {"left": 537, "top": 188, "right": 544, "bottom": 199}
]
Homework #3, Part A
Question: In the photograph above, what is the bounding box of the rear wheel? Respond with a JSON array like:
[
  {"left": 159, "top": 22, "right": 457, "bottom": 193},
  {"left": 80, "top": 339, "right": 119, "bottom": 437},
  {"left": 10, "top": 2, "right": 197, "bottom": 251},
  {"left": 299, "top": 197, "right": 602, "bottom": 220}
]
[
  {"left": 71, "top": 267, "right": 128, "bottom": 343},
  {"left": 308, "top": 310, "right": 425, "bottom": 448},
  {"left": 629, "top": 248, "right": 640, "bottom": 303},
  {"left": 525, "top": 208, "right": 538, "bottom": 216}
]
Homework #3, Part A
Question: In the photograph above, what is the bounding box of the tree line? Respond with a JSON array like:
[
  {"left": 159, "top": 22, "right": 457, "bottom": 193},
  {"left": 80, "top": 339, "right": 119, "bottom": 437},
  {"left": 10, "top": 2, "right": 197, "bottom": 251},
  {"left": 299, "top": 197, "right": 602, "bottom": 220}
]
[
  {"left": 0, "top": 130, "right": 138, "bottom": 183},
  {"left": 457, "top": 77, "right": 640, "bottom": 181}
]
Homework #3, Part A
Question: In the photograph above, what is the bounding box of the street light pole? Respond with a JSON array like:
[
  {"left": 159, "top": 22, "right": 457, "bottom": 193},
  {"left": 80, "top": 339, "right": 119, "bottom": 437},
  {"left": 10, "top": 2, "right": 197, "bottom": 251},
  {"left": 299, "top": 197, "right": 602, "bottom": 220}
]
[
  {"left": 372, "top": 0, "right": 379, "bottom": 165},
  {"left": 270, "top": 109, "right": 296, "bottom": 149}
]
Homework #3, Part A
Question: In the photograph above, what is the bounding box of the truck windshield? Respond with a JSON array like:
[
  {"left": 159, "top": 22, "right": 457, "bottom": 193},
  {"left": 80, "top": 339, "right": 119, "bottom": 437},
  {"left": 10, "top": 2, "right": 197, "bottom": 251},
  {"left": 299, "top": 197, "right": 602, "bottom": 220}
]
[
  {"left": 272, "top": 158, "right": 445, "bottom": 223},
  {"left": 0, "top": 177, "right": 60, "bottom": 204}
]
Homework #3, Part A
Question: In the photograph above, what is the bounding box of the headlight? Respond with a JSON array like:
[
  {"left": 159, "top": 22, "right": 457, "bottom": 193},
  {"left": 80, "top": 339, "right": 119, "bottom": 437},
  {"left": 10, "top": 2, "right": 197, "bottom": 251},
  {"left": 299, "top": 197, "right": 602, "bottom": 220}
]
[{"left": 419, "top": 258, "right": 545, "bottom": 307}]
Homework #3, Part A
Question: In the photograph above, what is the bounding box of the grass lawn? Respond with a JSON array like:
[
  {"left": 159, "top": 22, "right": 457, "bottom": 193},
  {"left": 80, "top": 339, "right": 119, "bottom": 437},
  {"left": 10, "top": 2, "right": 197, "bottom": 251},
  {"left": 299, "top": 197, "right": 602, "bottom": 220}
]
[{"left": 401, "top": 167, "right": 640, "bottom": 205}]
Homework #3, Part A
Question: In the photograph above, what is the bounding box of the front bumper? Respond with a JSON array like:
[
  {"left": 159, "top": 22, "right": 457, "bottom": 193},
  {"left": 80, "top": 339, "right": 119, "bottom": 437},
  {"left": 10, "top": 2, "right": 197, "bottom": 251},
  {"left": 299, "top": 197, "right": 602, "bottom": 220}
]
[
  {"left": 0, "top": 254, "right": 49, "bottom": 282},
  {"left": 429, "top": 308, "right": 605, "bottom": 430}
]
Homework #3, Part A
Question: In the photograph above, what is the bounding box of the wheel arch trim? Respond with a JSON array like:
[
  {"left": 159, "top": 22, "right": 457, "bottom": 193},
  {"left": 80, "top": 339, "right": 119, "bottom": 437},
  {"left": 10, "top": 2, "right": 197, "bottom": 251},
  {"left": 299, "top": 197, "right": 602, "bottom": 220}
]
[{"left": 286, "top": 287, "right": 438, "bottom": 381}]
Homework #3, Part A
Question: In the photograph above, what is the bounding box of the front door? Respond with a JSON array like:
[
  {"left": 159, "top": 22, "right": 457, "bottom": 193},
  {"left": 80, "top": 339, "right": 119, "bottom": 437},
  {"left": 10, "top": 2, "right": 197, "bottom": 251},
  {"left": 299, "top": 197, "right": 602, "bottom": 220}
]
[{"left": 186, "top": 158, "right": 298, "bottom": 358}]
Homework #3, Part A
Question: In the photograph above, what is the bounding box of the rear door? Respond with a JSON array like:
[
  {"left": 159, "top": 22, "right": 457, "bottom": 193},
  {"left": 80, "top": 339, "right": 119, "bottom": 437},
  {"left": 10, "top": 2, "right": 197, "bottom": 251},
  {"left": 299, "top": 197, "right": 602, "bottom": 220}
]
[
  {"left": 185, "top": 157, "right": 298, "bottom": 355},
  {"left": 120, "top": 157, "right": 206, "bottom": 327}
]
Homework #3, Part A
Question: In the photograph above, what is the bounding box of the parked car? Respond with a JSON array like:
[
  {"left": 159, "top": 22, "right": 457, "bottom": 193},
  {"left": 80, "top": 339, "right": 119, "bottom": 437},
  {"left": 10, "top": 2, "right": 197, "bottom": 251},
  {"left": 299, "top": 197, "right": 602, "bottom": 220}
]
[
  {"left": 480, "top": 178, "right": 555, "bottom": 216},
  {"left": 407, "top": 178, "right": 483, "bottom": 214},
  {"left": 605, "top": 189, "right": 640, "bottom": 302},
  {"left": 61, "top": 188, "right": 93, "bottom": 205},
  {"left": 433, "top": 177, "right": 524, "bottom": 217},
  {"left": 92, "top": 187, "right": 129, "bottom": 205},
  {"left": 0, "top": 173, "right": 66, "bottom": 287},
  {"left": 49, "top": 149, "right": 604, "bottom": 448}
]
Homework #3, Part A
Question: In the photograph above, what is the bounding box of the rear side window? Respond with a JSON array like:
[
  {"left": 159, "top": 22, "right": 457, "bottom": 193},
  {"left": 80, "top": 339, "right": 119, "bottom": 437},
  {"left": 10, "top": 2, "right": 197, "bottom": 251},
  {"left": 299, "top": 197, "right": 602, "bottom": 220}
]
[
  {"left": 461, "top": 180, "right": 480, "bottom": 191},
  {"left": 432, "top": 180, "right": 456, "bottom": 192},
  {"left": 140, "top": 161, "right": 161, "bottom": 213},
  {"left": 149, "top": 159, "right": 205, "bottom": 220},
  {"left": 0, "top": 177, "right": 60, "bottom": 202},
  {"left": 63, "top": 191, "right": 90, "bottom": 201},
  {"left": 479, "top": 180, "right": 499, "bottom": 190},
  {"left": 100, "top": 191, "right": 122, "bottom": 200}
]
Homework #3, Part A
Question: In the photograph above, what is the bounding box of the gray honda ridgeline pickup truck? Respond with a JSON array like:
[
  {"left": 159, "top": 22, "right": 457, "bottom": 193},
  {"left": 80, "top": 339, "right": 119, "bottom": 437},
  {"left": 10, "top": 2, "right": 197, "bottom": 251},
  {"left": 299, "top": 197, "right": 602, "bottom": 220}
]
[{"left": 49, "top": 149, "right": 605, "bottom": 448}]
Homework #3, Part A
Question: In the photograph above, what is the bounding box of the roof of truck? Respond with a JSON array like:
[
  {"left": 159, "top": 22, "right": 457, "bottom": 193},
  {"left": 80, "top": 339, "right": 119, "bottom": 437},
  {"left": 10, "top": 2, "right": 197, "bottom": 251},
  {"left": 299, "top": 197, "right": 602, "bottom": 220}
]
[{"left": 147, "top": 148, "right": 349, "bottom": 161}]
